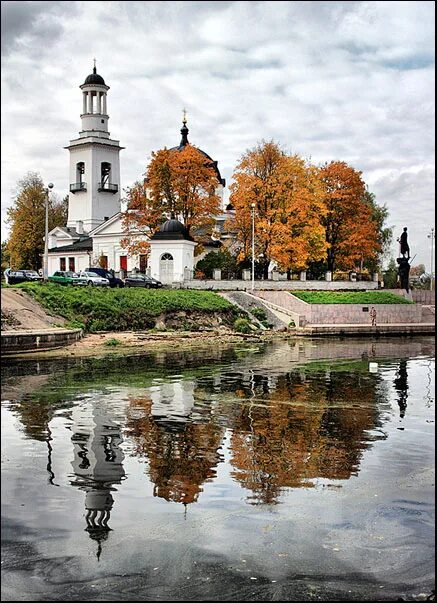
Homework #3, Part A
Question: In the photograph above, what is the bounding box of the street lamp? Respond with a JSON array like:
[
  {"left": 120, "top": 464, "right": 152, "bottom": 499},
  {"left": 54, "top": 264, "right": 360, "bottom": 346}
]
[
  {"left": 428, "top": 227, "right": 435, "bottom": 291},
  {"left": 251, "top": 203, "right": 256, "bottom": 291},
  {"left": 44, "top": 183, "right": 54, "bottom": 281}
]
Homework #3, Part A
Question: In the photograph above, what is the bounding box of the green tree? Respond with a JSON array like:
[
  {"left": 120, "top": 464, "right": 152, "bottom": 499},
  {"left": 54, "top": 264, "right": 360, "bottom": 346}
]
[
  {"left": 361, "top": 189, "right": 393, "bottom": 272},
  {"left": 383, "top": 257, "right": 399, "bottom": 288},
  {"left": 5, "top": 173, "right": 67, "bottom": 270}
]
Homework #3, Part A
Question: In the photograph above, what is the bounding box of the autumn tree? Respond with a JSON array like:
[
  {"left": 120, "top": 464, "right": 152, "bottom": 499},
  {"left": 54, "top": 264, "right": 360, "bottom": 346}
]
[
  {"left": 319, "top": 161, "right": 381, "bottom": 273},
  {"left": 228, "top": 141, "right": 327, "bottom": 278},
  {"left": 6, "top": 172, "right": 68, "bottom": 270},
  {"left": 122, "top": 145, "right": 221, "bottom": 255}
]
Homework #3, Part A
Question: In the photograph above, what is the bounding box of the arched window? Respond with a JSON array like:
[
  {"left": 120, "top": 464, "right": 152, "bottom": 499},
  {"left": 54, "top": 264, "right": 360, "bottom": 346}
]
[
  {"left": 161, "top": 253, "right": 173, "bottom": 261},
  {"left": 101, "top": 162, "right": 111, "bottom": 187},
  {"left": 76, "top": 162, "right": 85, "bottom": 184}
]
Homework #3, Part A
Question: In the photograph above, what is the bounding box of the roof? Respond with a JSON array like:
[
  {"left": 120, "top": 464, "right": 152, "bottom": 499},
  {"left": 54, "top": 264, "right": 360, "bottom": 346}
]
[
  {"left": 84, "top": 66, "right": 105, "bottom": 86},
  {"left": 169, "top": 119, "right": 225, "bottom": 186},
  {"left": 48, "top": 237, "right": 93, "bottom": 253},
  {"left": 151, "top": 218, "right": 194, "bottom": 242}
]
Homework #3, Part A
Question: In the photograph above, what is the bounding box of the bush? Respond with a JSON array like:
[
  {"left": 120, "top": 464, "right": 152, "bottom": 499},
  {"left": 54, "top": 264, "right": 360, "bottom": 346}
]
[
  {"left": 234, "top": 317, "right": 252, "bottom": 333},
  {"left": 104, "top": 338, "right": 122, "bottom": 347},
  {"left": 250, "top": 306, "right": 267, "bottom": 321}
]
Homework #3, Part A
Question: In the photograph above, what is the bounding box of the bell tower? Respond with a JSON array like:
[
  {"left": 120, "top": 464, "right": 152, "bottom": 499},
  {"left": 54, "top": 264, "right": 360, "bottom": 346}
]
[{"left": 65, "top": 61, "right": 124, "bottom": 232}]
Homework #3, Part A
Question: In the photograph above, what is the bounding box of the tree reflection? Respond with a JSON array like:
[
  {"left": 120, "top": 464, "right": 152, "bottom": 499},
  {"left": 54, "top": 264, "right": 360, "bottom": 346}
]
[{"left": 197, "top": 368, "right": 387, "bottom": 505}]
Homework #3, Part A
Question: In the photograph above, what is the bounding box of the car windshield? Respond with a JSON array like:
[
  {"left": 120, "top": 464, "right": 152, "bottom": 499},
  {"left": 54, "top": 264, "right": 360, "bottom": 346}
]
[{"left": 65, "top": 272, "right": 75, "bottom": 277}]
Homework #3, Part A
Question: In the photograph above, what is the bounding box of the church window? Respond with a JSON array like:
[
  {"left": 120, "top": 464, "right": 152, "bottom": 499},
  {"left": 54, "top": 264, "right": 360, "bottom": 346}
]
[
  {"left": 161, "top": 253, "right": 173, "bottom": 261},
  {"left": 76, "top": 162, "right": 85, "bottom": 184},
  {"left": 101, "top": 162, "right": 111, "bottom": 188},
  {"left": 68, "top": 257, "right": 75, "bottom": 272},
  {"left": 60, "top": 257, "right": 66, "bottom": 271}
]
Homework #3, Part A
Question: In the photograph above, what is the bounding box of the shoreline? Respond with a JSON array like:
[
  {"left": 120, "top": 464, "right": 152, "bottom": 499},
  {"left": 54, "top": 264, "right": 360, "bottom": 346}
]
[
  {"left": 1, "top": 329, "right": 277, "bottom": 360},
  {"left": 2, "top": 323, "right": 435, "bottom": 361}
]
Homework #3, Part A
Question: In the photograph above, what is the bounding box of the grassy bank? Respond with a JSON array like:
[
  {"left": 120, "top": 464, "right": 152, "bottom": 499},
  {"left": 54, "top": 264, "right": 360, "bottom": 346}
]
[
  {"left": 291, "top": 291, "right": 412, "bottom": 304},
  {"left": 17, "top": 283, "right": 241, "bottom": 332}
]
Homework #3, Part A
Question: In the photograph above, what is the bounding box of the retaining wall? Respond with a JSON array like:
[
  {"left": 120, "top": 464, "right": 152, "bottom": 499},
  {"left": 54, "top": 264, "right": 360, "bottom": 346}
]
[
  {"left": 1, "top": 328, "right": 83, "bottom": 354},
  {"left": 253, "top": 291, "right": 423, "bottom": 325},
  {"left": 180, "top": 280, "right": 378, "bottom": 291}
]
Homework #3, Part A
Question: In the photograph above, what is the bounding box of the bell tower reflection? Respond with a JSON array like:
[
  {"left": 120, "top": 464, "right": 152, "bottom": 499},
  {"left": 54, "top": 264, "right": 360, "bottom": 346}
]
[{"left": 70, "top": 401, "right": 126, "bottom": 560}]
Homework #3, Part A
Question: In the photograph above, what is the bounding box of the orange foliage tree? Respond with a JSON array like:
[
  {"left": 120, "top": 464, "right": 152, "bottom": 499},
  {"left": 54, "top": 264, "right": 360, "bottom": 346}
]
[
  {"left": 121, "top": 145, "right": 221, "bottom": 255},
  {"left": 228, "top": 141, "right": 327, "bottom": 278},
  {"left": 319, "top": 161, "right": 381, "bottom": 272}
]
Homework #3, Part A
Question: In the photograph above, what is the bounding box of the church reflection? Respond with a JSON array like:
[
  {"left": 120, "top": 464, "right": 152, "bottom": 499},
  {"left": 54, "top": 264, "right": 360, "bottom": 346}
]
[
  {"left": 70, "top": 400, "right": 126, "bottom": 560},
  {"left": 125, "top": 381, "right": 225, "bottom": 506}
]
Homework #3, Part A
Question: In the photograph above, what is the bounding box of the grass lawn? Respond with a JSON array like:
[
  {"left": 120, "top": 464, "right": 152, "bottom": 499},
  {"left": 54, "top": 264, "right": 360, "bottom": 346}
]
[
  {"left": 16, "top": 282, "right": 238, "bottom": 332},
  {"left": 290, "top": 291, "right": 412, "bottom": 304}
]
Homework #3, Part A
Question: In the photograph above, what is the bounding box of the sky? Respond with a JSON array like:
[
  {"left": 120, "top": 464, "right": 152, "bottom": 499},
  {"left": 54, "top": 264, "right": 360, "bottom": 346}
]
[{"left": 1, "top": 0, "right": 435, "bottom": 271}]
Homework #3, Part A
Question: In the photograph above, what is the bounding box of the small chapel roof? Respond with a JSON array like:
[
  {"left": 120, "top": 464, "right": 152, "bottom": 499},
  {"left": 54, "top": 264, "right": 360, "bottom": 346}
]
[{"left": 150, "top": 217, "right": 194, "bottom": 241}]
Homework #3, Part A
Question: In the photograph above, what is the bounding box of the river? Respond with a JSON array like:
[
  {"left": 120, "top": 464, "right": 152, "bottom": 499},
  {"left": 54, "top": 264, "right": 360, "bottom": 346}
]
[{"left": 1, "top": 337, "right": 435, "bottom": 601}]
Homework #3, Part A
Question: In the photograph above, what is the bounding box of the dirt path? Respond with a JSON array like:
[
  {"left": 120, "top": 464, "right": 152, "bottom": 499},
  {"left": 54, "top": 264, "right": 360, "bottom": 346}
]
[{"left": 1, "top": 288, "right": 66, "bottom": 331}]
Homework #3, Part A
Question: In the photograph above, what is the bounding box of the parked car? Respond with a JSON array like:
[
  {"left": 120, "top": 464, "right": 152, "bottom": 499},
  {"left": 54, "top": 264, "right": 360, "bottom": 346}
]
[
  {"left": 124, "top": 274, "right": 163, "bottom": 288},
  {"left": 6, "top": 270, "right": 43, "bottom": 285},
  {"left": 78, "top": 271, "right": 110, "bottom": 287},
  {"left": 48, "top": 271, "right": 87, "bottom": 286},
  {"left": 85, "top": 267, "right": 125, "bottom": 288}
]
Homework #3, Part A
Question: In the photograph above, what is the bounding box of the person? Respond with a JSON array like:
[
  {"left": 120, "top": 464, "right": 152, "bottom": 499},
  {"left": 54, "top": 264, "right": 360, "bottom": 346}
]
[
  {"left": 370, "top": 306, "right": 377, "bottom": 327},
  {"left": 398, "top": 227, "right": 410, "bottom": 259},
  {"left": 4, "top": 267, "right": 11, "bottom": 284}
]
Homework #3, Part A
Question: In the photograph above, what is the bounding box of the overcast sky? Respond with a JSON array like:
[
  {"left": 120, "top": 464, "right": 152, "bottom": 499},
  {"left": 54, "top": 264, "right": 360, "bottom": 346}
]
[{"left": 1, "top": 0, "right": 435, "bottom": 270}]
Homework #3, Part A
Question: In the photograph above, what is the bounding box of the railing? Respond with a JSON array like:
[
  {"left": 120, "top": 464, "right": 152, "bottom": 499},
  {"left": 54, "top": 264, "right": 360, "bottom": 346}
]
[
  {"left": 98, "top": 182, "right": 118, "bottom": 193},
  {"left": 69, "top": 182, "right": 87, "bottom": 193}
]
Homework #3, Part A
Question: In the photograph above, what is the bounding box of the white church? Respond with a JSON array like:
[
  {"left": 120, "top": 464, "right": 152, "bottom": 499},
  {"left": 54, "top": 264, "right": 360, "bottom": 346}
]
[{"left": 46, "top": 64, "right": 230, "bottom": 284}]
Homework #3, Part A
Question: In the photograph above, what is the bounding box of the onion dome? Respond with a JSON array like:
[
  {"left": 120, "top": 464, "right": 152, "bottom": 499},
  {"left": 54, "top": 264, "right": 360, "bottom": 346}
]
[
  {"left": 225, "top": 202, "right": 235, "bottom": 212},
  {"left": 84, "top": 65, "right": 106, "bottom": 86},
  {"left": 170, "top": 112, "right": 226, "bottom": 187}
]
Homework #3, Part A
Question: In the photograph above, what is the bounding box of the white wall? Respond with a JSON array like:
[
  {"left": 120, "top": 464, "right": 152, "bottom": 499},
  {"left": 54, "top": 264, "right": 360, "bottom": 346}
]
[{"left": 149, "top": 240, "right": 196, "bottom": 283}]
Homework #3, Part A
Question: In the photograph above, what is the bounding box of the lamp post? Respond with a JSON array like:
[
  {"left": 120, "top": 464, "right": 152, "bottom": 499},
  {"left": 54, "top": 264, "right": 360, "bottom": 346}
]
[
  {"left": 44, "top": 183, "right": 54, "bottom": 281},
  {"left": 251, "top": 203, "right": 256, "bottom": 291},
  {"left": 428, "top": 227, "right": 435, "bottom": 291}
]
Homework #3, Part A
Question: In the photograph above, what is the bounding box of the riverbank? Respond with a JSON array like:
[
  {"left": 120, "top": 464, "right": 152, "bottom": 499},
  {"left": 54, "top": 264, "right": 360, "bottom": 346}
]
[{"left": 2, "top": 328, "right": 277, "bottom": 360}]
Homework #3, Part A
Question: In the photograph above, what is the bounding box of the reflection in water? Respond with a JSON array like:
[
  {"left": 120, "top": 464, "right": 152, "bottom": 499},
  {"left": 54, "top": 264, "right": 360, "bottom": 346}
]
[
  {"left": 125, "top": 367, "right": 390, "bottom": 506},
  {"left": 199, "top": 369, "right": 387, "bottom": 504},
  {"left": 394, "top": 360, "right": 409, "bottom": 418},
  {"left": 70, "top": 401, "right": 126, "bottom": 560},
  {"left": 126, "top": 381, "right": 225, "bottom": 506}
]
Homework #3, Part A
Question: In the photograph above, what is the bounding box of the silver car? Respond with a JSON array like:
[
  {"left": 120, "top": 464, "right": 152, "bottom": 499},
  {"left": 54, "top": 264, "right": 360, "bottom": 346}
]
[{"left": 78, "top": 271, "right": 110, "bottom": 287}]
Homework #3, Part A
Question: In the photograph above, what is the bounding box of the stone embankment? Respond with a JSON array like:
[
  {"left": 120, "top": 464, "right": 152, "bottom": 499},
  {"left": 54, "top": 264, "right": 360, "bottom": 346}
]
[{"left": 1, "top": 288, "right": 83, "bottom": 354}]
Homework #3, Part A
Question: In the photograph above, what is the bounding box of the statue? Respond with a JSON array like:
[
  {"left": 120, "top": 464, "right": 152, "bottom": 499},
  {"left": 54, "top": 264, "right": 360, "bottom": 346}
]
[
  {"left": 397, "top": 257, "right": 411, "bottom": 292},
  {"left": 397, "top": 227, "right": 410, "bottom": 259}
]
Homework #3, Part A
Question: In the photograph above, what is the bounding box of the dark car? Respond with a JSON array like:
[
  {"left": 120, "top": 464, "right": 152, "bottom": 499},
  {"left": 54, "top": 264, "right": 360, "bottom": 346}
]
[
  {"left": 6, "top": 270, "right": 43, "bottom": 285},
  {"left": 85, "top": 268, "right": 125, "bottom": 288},
  {"left": 124, "top": 275, "right": 163, "bottom": 288}
]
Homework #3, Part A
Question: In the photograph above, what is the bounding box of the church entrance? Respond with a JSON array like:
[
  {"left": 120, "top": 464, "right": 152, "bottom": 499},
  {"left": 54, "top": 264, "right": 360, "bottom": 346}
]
[{"left": 160, "top": 253, "right": 174, "bottom": 284}]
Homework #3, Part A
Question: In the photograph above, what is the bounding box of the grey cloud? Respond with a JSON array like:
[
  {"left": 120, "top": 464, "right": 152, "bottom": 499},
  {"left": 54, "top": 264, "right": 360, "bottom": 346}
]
[{"left": 1, "top": 0, "right": 74, "bottom": 58}]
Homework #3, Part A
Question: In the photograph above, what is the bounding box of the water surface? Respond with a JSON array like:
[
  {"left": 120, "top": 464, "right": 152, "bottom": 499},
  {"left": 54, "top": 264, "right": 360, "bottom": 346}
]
[{"left": 1, "top": 338, "right": 435, "bottom": 601}]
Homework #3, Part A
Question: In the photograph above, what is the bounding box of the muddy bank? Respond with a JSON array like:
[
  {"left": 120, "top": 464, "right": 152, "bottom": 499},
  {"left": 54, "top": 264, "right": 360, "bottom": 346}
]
[{"left": 2, "top": 328, "right": 283, "bottom": 360}]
